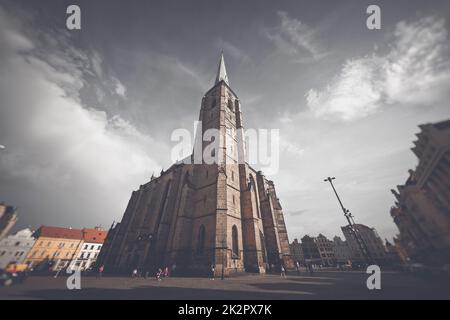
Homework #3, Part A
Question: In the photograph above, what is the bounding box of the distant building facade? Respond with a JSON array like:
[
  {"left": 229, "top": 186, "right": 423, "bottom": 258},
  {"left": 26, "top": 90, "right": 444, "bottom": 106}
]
[
  {"left": 332, "top": 236, "right": 352, "bottom": 265},
  {"left": 341, "top": 224, "right": 386, "bottom": 265},
  {"left": 25, "top": 226, "right": 108, "bottom": 271},
  {"left": 390, "top": 120, "right": 450, "bottom": 265},
  {"left": 69, "top": 227, "right": 107, "bottom": 271},
  {"left": 289, "top": 238, "right": 304, "bottom": 264},
  {"left": 0, "top": 228, "right": 36, "bottom": 269},
  {"left": 99, "top": 54, "right": 293, "bottom": 276},
  {"left": 25, "top": 226, "right": 84, "bottom": 271},
  {"left": 300, "top": 235, "right": 321, "bottom": 265},
  {"left": 0, "top": 203, "right": 18, "bottom": 241},
  {"left": 315, "top": 234, "right": 336, "bottom": 266}
]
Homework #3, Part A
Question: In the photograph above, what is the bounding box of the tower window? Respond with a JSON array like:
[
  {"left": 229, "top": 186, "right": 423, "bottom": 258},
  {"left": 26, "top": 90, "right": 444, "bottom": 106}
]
[
  {"left": 232, "top": 225, "right": 239, "bottom": 259},
  {"left": 227, "top": 99, "right": 233, "bottom": 110}
]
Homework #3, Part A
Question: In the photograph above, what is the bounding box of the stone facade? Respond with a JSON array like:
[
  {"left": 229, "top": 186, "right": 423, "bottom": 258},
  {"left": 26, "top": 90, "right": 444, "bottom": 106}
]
[
  {"left": 390, "top": 119, "right": 450, "bottom": 265},
  {"left": 99, "top": 54, "right": 293, "bottom": 276}
]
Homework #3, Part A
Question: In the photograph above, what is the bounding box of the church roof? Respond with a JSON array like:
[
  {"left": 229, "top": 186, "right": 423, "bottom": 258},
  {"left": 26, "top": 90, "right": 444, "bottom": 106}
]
[{"left": 215, "top": 52, "right": 229, "bottom": 85}]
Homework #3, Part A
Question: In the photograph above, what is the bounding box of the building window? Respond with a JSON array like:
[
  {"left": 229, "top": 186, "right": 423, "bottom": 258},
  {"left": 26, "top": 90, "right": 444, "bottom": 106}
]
[
  {"left": 227, "top": 99, "right": 233, "bottom": 110},
  {"left": 84, "top": 244, "right": 88, "bottom": 249},
  {"left": 197, "top": 225, "right": 205, "bottom": 254},
  {"left": 232, "top": 194, "right": 235, "bottom": 205},
  {"left": 232, "top": 225, "right": 239, "bottom": 259}
]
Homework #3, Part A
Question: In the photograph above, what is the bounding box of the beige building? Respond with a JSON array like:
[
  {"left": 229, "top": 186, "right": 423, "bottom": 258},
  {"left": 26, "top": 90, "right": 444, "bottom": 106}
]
[
  {"left": 99, "top": 54, "right": 293, "bottom": 276},
  {"left": 315, "top": 234, "right": 336, "bottom": 266},
  {"left": 289, "top": 238, "right": 304, "bottom": 264},
  {"left": 25, "top": 226, "right": 84, "bottom": 271},
  {"left": 390, "top": 119, "right": 450, "bottom": 265}
]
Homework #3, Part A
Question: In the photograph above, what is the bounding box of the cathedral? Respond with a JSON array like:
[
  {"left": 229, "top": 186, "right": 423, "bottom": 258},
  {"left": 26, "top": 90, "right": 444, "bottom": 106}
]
[{"left": 98, "top": 54, "right": 293, "bottom": 276}]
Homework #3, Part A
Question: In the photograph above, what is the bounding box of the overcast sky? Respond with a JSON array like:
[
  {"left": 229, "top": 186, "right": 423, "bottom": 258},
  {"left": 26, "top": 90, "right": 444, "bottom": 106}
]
[{"left": 1, "top": 0, "right": 449, "bottom": 242}]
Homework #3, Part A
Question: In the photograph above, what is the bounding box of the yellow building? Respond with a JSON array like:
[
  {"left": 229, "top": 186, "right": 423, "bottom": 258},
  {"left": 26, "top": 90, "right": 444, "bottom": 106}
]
[{"left": 25, "top": 226, "right": 84, "bottom": 271}]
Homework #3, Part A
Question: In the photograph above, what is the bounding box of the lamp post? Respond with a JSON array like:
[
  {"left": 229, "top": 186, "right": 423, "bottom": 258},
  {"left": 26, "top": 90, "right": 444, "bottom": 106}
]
[
  {"left": 323, "top": 177, "right": 372, "bottom": 265},
  {"left": 221, "top": 238, "right": 226, "bottom": 280}
]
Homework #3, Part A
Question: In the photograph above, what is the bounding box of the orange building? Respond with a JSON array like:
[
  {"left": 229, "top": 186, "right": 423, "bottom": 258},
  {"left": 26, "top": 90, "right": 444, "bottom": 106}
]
[{"left": 25, "top": 226, "right": 84, "bottom": 271}]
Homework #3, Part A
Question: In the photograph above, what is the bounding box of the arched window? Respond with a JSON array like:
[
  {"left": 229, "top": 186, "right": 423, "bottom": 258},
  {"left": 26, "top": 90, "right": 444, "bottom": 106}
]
[
  {"left": 232, "top": 225, "right": 239, "bottom": 259},
  {"left": 249, "top": 175, "right": 261, "bottom": 218},
  {"left": 227, "top": 99, "right": 234, "bottom": 111},
  {"left": 197, "top": 225, "right": 205, "bottom": 254},
  {"left": 259, "top": 230, "right": 267, "bottom": 263}
]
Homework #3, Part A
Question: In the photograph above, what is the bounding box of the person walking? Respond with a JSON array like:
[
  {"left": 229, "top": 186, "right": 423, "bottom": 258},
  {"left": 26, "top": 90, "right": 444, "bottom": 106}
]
[
  {"left": 98, "top": 265, "right": 104, "bottom": 278},
  {"left": 132, "top": 268, "right": 138, "bottom": 278},
  {"left": 295, "top": 261, "right": 300, "bottom": 275},
  {"left": 156, "top": 268, "right": 163, "bottom": 281},
  {"left": 308, "top": 263, "right": 314, "bottom": 275},
  {"left": 164, "top": 266, "right": 169, "bottom": 278},
  {"left": 210, "top": 264, "right": 215, "bottom": 280},
  {"left": 280, "top": 265, "right": 286, "bottom": 278}
]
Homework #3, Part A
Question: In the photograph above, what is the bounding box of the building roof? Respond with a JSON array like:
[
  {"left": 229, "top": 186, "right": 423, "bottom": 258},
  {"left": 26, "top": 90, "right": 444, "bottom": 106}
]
[
  {"left": 82, "top": 228, "right": 108, "bottom": 243},
  {"left": 35, "top": 226, "right": 83, "bottom": 240},
  {"left": 215, "top": 52, "right": 229, "bottom": 85}
]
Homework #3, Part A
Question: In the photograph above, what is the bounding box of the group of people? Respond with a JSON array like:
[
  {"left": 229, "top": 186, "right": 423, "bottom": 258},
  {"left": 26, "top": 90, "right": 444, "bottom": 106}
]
[{"left": 130, "top": 265, "right": 174, "bottom": 280}]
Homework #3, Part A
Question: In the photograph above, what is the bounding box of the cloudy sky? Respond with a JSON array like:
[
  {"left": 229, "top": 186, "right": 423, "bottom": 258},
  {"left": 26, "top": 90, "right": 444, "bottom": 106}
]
[{"left": 1, "top": 0, "right": 449, "bottom": 242}]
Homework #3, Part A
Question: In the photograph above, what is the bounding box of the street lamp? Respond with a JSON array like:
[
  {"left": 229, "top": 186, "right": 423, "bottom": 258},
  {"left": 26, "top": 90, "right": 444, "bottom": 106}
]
[
  {"left": 323, "top": 176, "right": 373, "bottom": 265},
  {"left": 221, "top": 238, "right": 226, "bottom": 280}
]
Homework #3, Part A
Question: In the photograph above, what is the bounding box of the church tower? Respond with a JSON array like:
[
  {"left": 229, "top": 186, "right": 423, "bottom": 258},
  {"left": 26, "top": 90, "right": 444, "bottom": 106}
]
[{"left": 98, "top": 53, "right": 293, "bottom": 276}]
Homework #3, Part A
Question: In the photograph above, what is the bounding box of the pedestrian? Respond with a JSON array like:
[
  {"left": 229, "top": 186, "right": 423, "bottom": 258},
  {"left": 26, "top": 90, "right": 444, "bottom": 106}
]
[
  {"left": 164, "top": 266, "right": 169, "bottom": 278},
  {"left": 98, "top": 265, "right": 104, "bottom": 278},
  {"left": 280, "top": 265, "right": 286, "bottom": 278},
  {"left": 210, "top": 264, "right": 215, "bottom": 280},
  {"left": 156, "top": 268, "right": 163, "bottom": 281},
  {"left": 308, "top": 263, "right": 314, "bottom": 275},
  {"left": 295, "top": 261, "right": 300, "bottom": 275},
  {"left": 132, "top": 268, "right": 138, "bottom": 278}
]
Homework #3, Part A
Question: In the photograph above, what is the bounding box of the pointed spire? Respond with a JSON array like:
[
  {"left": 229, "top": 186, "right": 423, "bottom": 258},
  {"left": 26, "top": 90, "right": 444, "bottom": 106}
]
[{"left": 215, "top": 52, "right": 229, "bottom": 85}]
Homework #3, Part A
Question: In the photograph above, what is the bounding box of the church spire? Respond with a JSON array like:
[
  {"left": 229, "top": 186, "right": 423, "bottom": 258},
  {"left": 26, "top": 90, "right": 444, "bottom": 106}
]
[{"left": 215, "top": 52, "right": 229, "bottom": 85}]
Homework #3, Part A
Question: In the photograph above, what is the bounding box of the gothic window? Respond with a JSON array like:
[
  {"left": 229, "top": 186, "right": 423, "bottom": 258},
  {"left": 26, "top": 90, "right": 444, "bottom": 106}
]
[
  {"left": 232, "top": 225, "right": 239, "bottom": 259},
  {"left": 197, "top": 225, "right": 205, "bottom": 254},
  {"left": 227, "top": 99, "right": 234, "bottom": 111},
  {"left": 249, "top": 175, "right": 261, "bottom": 218}
]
